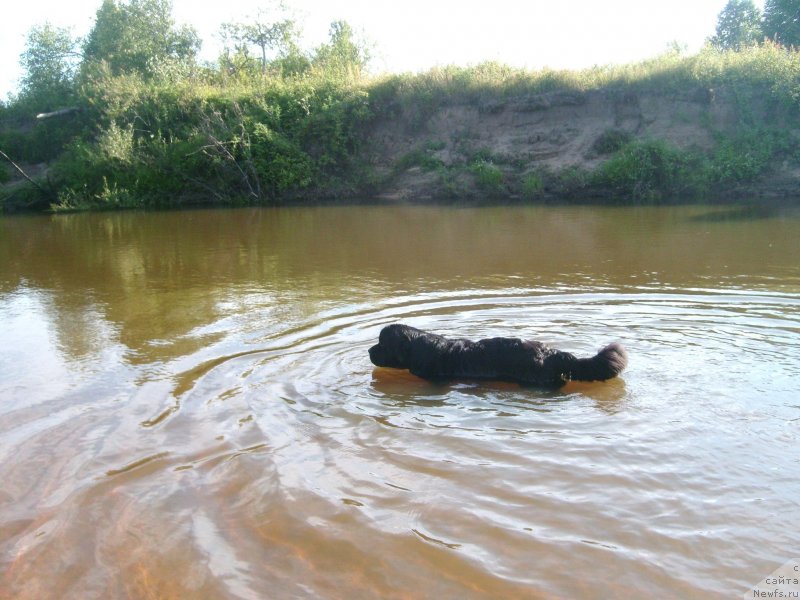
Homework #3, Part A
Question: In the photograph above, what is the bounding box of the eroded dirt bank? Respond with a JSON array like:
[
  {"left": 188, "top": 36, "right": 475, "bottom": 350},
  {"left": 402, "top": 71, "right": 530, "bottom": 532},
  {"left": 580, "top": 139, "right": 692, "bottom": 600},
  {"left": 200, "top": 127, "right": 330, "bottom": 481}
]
[{"left": 361, "top": 87, "right": 800, "bottom": 203}]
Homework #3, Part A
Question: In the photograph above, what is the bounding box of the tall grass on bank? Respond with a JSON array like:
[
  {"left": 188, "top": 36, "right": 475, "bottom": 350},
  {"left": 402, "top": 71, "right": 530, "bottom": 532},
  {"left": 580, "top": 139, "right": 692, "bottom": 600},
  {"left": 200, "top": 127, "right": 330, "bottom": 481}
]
[
  {"left": 2, "top": 43, "right": 800, "bottom": 211},
  {"left": 371, "top": 42, "right": 800, "bottom": 110}
]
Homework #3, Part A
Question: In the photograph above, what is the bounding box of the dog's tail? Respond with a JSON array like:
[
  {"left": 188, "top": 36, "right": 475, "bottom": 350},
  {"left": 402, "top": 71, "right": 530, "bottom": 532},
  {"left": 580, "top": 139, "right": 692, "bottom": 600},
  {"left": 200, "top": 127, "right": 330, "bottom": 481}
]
[{"left": 570, "top": 343, "right": 628, "bottom": 382}]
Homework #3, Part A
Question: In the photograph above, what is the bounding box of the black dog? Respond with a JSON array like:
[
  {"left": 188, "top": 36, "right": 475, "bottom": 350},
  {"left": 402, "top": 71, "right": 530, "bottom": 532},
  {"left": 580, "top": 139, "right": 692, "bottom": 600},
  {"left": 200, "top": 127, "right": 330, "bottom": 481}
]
[{"left": 369, "top": 324, "right": 627, "bottom": 388}]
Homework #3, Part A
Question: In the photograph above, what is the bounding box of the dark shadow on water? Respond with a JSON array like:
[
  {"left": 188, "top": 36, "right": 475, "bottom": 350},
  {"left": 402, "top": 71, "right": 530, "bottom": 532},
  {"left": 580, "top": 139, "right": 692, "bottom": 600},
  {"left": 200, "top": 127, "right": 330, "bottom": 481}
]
[{"left": 688, "top": 204, "right": 800, "bottom": 223}]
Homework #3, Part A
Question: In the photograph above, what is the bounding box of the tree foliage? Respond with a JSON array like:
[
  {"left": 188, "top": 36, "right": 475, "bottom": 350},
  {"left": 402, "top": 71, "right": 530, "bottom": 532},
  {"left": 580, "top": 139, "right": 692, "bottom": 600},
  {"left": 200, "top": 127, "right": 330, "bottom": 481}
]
[
  {"left": 18, "top": 22, "right": 79, "bottom": 107},
  {"left": 763, "top": 0, "right": 800, "bottom": 47},
  {"left": 82, "top": 0, "right": 200, "bottom": 77},
  {"left": 221, "top": 7, "right": 300, "bottom": 74},
  {"left": 313, "top": 21, "right": 371, "bottom": 78},
  {"left": 709, "top": 0, "right": 763, "bottom": 50}
]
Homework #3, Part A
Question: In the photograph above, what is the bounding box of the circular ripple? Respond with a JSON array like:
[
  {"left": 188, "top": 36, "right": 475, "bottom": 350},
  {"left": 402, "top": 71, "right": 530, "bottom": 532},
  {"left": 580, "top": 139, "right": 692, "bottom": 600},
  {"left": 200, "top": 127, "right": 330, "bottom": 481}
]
[{"left": 171, "top": 285, "right": 800, "bottom": 427}]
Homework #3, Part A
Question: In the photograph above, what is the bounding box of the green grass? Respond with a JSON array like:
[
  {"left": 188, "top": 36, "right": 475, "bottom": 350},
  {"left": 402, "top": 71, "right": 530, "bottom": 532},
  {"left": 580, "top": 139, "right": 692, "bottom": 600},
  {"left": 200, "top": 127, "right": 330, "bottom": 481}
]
[
  {"left": 373, "top": 42, "right": 800, "bottom": 111},
  {"left": 521, "top": 172, "right": 544, "bottom": 198},
  {"left": 469, "top": 160, "right": 504, "bottom": 194}
]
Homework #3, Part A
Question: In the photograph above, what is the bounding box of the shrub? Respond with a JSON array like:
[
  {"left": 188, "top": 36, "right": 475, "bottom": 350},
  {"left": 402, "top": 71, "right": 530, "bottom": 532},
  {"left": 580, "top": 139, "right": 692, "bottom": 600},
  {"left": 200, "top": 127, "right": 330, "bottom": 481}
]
[
  {"left": 96, "top": 122, "right": 135, "bottom": 163},
  {"left": 469, "top": 160, "right": 504, "bottom": 193},
  {"left": 521, "top": 172, "right": 544, "bottom": 198},
  {"left": 710, "top": 128, "right": 795, "bottom": 182},
  {"left": 250, "top": 123, "right": 314, "bottom": 197},
  {"left": 591, "top": 129, "right": 634, "bottom": 155},
  {"left": 397, "top": 148, "right": 445, "bottom": 172},
  {"left": 592, "top": 140, "right": 705, "bottom": 202}
]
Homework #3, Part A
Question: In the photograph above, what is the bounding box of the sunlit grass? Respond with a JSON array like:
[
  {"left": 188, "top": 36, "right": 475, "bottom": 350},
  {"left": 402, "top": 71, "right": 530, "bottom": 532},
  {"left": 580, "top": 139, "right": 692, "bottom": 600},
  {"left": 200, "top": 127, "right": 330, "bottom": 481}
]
[{"left": 373, "top": 42, "right": 800, "bottom": 102}]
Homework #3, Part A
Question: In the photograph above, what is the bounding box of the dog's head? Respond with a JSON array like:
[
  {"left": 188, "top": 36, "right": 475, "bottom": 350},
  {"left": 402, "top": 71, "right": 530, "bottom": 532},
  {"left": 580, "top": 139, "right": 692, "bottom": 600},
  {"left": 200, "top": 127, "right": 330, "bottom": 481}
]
[{"left": 369, "top": 324, "right": 419, "bottom": 369}]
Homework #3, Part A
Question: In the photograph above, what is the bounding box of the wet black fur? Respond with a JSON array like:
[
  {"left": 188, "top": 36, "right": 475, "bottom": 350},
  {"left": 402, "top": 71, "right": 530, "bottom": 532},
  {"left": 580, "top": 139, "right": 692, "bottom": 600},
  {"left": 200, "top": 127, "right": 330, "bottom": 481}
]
[{"left": 369, "top": 324, "right": 627, "bottom": 388}]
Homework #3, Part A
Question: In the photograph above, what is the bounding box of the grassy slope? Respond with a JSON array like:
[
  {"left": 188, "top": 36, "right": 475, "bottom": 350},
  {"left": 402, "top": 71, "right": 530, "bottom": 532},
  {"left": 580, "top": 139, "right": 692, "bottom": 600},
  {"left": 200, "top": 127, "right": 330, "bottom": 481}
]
[{"left": 2, "top": 43, "right": 800, "bottom": 211}]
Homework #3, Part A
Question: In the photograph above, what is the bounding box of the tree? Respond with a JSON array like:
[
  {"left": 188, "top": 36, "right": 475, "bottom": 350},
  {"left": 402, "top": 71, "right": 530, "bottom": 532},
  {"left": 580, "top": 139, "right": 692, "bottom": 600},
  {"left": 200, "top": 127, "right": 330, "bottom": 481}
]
[
  {"left": 18, "top": 22, "right": 80, "bottom": 106},
  {"left": 82, "top": 0, "right": 200, "bottom": 77},
  {"left": 220, "top": 4, "right": 300, "bottom": 74},
  {"left": 313, "top": 21, "right": 371, "bottom": 78},
  {"left": 709, "top": 0, "right": 763, "bottom": 50},
  {"left": 763, "top": 0, "right": 800, "bottom": 47}
]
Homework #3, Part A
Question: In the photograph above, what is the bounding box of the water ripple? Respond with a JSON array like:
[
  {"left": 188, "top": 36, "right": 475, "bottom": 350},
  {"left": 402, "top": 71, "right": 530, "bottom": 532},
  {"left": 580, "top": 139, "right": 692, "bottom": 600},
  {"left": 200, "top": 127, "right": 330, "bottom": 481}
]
[{"left": 5, "top": 283, "right": 800, "bottom": 599}]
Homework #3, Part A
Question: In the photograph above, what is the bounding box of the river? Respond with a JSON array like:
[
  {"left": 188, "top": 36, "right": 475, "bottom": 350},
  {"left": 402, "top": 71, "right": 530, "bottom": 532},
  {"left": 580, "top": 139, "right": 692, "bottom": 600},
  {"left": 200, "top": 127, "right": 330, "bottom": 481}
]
[{"left": 1, "top": 205, "right": 799, "bottom": 599}]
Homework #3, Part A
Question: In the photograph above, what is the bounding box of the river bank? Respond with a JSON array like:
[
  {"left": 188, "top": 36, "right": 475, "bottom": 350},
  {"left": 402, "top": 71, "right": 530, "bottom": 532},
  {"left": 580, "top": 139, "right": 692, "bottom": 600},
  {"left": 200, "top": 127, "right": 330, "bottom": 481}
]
[
  {"left": 2, "top": 46, "right": 800, "bottom": 211},
  {"left": 361, "top": 85, "right": 800, "bottom": 204}
]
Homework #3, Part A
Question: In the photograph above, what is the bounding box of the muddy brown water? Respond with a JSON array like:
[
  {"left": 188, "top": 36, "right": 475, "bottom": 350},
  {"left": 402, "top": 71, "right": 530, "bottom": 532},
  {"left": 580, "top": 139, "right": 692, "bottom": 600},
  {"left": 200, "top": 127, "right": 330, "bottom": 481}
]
[{"left": 1, "top": 205, "right": 799, "bottom": 599}]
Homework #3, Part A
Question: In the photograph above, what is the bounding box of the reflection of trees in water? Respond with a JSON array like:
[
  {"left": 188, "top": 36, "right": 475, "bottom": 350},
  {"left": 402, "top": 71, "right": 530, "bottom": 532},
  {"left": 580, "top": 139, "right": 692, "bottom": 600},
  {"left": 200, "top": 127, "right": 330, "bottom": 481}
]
[
  {"left": 1, "top": 210, "right": 375, "bottom": 365},
  {"left": 1, "top": 206, "right": 797, "bottom": 366},
  {"left": 1, "top": 213, "right": 225, "bottom": 364},
  {"left": 44, "top": 294, "right": 115, "bottom": 364}
]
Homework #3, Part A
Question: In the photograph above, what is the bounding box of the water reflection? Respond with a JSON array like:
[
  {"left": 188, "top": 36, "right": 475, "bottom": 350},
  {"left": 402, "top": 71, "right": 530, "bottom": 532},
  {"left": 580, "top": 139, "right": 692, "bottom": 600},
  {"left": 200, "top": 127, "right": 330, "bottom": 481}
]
[
  {"left": 1, "top": 205, "right": 799, "bottom": 599},
  {"left": 369, "top": 367, "right": 629, "bottom": 410},
  {"left": 2, "top": 206, "right": 799, "bottom": 369}
]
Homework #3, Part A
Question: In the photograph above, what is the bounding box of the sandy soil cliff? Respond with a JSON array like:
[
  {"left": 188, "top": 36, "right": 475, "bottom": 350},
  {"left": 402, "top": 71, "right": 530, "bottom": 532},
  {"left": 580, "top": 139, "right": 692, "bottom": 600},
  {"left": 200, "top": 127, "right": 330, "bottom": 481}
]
[{"left": 362, "top": 87, "right": 800, "bottom": 202}]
